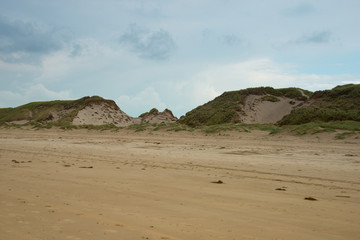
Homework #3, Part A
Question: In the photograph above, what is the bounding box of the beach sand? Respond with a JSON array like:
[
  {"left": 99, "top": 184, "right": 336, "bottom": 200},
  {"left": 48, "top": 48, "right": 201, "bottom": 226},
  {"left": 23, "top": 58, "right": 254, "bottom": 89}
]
[{"left": 0, "top": 128, "right": 359, "bottom": 239}]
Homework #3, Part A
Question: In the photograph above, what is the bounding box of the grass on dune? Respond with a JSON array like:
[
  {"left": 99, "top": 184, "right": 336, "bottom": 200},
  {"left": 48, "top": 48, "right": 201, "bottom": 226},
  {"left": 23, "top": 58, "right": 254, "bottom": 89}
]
[
  {"left": 0, "top": 96, "right": 106, "bottom": 125},
  {"left": 2, "top": 118, "right": 360, "bottom": 140},
  {"left": 179, "top": 87, "right": 311, "bottom": 127}
]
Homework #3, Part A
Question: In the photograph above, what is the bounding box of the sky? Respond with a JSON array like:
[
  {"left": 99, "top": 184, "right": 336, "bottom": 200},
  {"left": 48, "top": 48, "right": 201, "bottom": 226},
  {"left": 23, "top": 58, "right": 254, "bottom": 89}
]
[{"left": 1, "top": 0, "right": 360, "bottom": 117}]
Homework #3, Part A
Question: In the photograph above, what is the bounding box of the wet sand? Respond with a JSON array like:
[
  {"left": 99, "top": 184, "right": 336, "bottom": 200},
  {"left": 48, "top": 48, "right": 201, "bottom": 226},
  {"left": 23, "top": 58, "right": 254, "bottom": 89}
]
[{"left": 0, "top": 128, "right": 359, "bottom": 239}]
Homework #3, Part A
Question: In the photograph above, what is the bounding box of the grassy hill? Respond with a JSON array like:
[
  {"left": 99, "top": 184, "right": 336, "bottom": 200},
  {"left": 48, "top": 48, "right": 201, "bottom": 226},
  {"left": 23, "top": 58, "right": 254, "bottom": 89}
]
[
  {"left": 0, "top": 96, "right": 108, "bottom": 125},
  {"left": 278, "top": 84, "right": 360, "bottom": 125},
  {"left": 179, "top": 87, "right": 311, "bottom": 127},
  {"left": 2, "top": 84, "right": 359, "bottom": 129}
]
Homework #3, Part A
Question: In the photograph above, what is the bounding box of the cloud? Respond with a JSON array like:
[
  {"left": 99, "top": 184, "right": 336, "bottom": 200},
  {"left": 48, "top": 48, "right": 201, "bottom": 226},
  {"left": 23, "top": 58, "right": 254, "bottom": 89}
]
[
  {"left": 0, "top": 15, "right": 70, "bottom": 63},
  {"left": 0, "top": 90, "right": 22, "bottom": 107},
  {"left": 35, "top": 38, "right": 118, "bottom": 83},
  {"left": 143, "top": 58, "right": 360, "bottom": 117},
  {"left": 119, "top": 24, "right": 176, "bottom": 60},
  {"left": 295, "top": 31, "right": 331, "bottom": 44},
  {"left": 69, "top": 42, "right": 84, "bottom": 57},
  {"left": 284, "top": 3, "right": 316, "bottom": 16},
  {"left": 0, "top": 59, "right": 39, "bottom": 72},
  {"left": 176, "top": 59, "right": 360, "bottom": 110},
  {"left": 116, "top": 87, "right": 166, "bottom": 117},
  {"left": 23, "top": 83, "right": 71, "bottom": 100},
  {"left": 188, "top": 59, "right": 296, "bottom": 91},
  {"left": 273, "top": 30, "right": 333, "bottom": 50},
  {"left": 0, "top": 83, "right": 71, "bottom": 108},
  {"left": 341, "top": 80, "right": 360, "bottom": 85},
  {"left": 221, "top": 34, "right": 243, "bottom": 47}
]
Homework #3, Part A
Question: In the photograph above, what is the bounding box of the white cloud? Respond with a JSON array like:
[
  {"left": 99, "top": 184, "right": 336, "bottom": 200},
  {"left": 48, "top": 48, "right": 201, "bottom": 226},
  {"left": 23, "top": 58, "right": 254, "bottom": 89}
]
[
  {"left": 116, "top": 87, "right": 166, "bottom": 117},
  {"left": 185, "top": 59, "right": 296, "bottom": 93},
  {"left": 0, "top": 59, "right": 39, "bottom": 72},
  {"left": 186, "top": 59, "right": 360, "bottom": 93},
  {"left": 0, "top": 83, "right": 71, "bottom": 108},
  {"left": 23, "top": 83, "right": 71, "bottom": 100},
  {"left": 341, "top": 80, "right": 360, "bottom": 85},
  {"left": 35, "top": 38, "right": 112, "bottom": 83},
  {"left": 35, "top": 51, "right": 72, "bottom": 83},
  {"left": 0, "top": 90, "right": 22, "bottom": 107}
]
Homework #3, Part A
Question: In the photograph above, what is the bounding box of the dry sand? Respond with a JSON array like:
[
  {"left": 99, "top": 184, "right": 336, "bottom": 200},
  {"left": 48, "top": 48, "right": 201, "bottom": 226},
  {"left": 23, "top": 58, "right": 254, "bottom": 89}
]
[
  {"left": 242, "top": 95, "right": 303, "bottom": 124},
  {"left": 0, "top": 128, "right": 359, "bottom": 240},
  {"left": 72, "top": 102, "right": 133, "bottom": 127}
]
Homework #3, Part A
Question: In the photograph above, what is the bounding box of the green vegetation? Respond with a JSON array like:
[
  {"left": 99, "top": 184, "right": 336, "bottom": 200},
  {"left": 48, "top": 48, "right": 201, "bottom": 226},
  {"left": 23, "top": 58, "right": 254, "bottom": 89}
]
[
  {"left": 2, "top": 119, "right": 359, "bottom": 139},
  {"left": 1, "top": 84, "right": 359, "bottom": 138},
  {"left": 198, "top": 123, "right": 250, "bottom": 134},
  {"left": 127, "top": 123, "right": 150, "bottom": 132},
  {"left": 197, "top": 121, "right": 360, "bottom": 137},
  {"left": 179, "top": 87, "right": 311, "bottom": 127},
  {"left": 164, "top": 123, "right": 193, "bottom": 132},
  {"left": 127, "top": 122, "right": 193, "bottom": 132},
  {"left": 179, "top": 84, "right": 358, "bottom": 128},
  {"left": 279, "top": 121, "right": 360, "bottom": 135},
  {"left": 279, "top": 84, "right": 360, "bottom": 125},
  {"left": 79, "top": 123, "right": 120, "bottom": 131},
  {"left": 138, "top": 108, "right": 159, "bottom": 118},
  {"left": 335, "top": 132, "right": 356, "bottom": 140},
  {"left": 261, "top": 95, "right": 280, "bottom": 102},
  {"left": 0, "top": 96, "right": 106, "bottom": 125}
]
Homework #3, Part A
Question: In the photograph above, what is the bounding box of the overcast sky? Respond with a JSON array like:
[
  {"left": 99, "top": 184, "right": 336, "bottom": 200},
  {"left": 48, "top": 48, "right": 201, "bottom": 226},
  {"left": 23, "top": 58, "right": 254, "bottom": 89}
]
[{"left": 1, "top": 0, "right": 359, "bottom": 117}]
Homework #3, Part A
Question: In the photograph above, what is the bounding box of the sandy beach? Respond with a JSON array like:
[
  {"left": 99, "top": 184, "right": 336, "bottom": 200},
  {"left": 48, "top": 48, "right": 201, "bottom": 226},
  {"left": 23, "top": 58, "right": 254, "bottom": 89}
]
[{"left": 0, "top": 128, "right": 359, "bottom": 240}]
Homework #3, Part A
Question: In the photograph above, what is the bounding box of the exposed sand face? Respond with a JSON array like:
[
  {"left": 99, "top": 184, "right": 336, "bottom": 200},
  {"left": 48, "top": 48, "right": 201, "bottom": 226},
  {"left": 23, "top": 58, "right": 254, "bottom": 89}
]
[
  {"left": 0, "top": 128, "right": 359, "bottom": 240},
  {"left": 141, "top": 109, "right": 178, "bottom": 124},
  {"left": 242, "top": 95, "right": 303, "bottom": 124},
  {"left": 72, "top": 102, "right": 133, "bottom": 127}
]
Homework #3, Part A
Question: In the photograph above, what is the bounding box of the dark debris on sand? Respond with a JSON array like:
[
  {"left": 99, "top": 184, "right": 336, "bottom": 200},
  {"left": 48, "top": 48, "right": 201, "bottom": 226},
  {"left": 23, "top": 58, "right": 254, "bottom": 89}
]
[
  {"left": 211, "top": 180, "right": 224, "bottom": 184},
  {"left": 304, "top": 197, "right": 318, "bottom": 201}
]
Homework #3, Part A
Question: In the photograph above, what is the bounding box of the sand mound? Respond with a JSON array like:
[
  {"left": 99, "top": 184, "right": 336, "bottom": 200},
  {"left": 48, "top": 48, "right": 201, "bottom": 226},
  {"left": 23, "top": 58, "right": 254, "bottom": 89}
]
[
  {"left": 3, "top": 96, "right": 178, "bottom": 127},
  {"left": 241, "top": 95, "right": 303, "bottom": 124},
  {"left": 72, "top": 101, "right": 133, "bottom": 127},
  {"left": 140, "top": 108, "right": 178, "bottom": 124}
]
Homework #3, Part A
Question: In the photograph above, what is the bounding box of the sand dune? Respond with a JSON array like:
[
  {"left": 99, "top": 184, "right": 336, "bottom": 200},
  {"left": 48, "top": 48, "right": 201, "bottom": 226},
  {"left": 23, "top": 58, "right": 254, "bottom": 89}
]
[
  {"left": 242, "top": 95, "right": 303, "bottom": 124},
  {"left": 0, "top": 128, "right": 359, "bottom": 239},
  {"left": 72, "top": 101, "right": 133, "bottom": 127}
]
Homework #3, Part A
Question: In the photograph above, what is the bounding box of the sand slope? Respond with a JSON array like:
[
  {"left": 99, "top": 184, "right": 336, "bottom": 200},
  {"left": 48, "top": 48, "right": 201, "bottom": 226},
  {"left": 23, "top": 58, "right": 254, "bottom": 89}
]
[
  {"left": 0, "top": 129, "right": 359, "bottom": 239},
  {"left": 242, "top": 95, "right": 303, "bottom": 124},
  {"left": 72, "top": 101, "right": 133, "bottom": 127}
]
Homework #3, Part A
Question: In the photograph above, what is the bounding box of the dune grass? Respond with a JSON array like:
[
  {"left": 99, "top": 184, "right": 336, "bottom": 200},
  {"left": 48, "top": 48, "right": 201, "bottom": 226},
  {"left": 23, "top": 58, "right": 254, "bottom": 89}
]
[
  {"left": 179, "top": 87, "right": 311, "bottom": 127},
  {"left": 279, "top": 84, "right": 360, "bottom": 125},
  {"left": 2, "top": 121, "right": 359, "bottom": 139},
  {"left": 0, "top": 96, "right": 106, "bottom": 125}
]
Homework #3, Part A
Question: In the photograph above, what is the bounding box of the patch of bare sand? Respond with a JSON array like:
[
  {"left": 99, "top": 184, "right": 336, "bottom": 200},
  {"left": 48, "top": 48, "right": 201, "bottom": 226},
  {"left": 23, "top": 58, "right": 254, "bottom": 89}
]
[
  {"left": 0, "top": 128, "right": 359, "bottom": 239},
  {"left": 72, "top": 102, "right": 133, "bottom": 127},
  {"left": 242, "top": 95, "right": 303, "bottom": 124}
]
